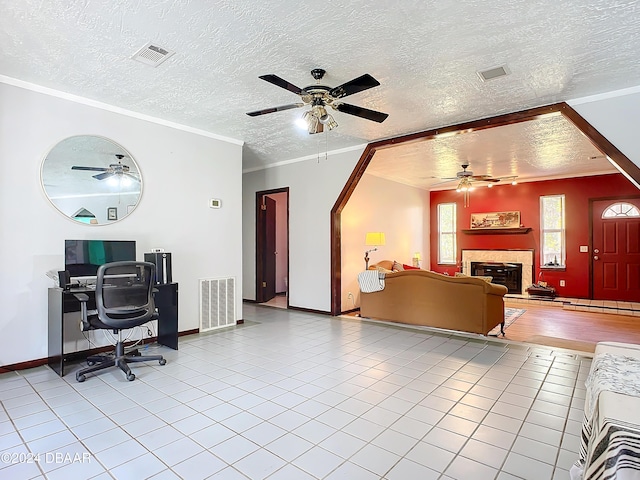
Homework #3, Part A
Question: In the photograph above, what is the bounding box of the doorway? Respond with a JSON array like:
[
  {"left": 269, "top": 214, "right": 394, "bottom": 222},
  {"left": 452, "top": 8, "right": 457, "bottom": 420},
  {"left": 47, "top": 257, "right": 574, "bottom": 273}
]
[
  {"left": 256, "top": 188, "right": 289, "bottom": 307},
  {"left": 591, "top": 197, "right": 640, "bottom": 301}
]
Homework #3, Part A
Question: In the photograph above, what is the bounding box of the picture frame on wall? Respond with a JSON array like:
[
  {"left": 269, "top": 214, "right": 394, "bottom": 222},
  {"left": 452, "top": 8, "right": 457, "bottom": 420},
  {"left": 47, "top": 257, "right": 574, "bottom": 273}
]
[
  {"left": 107, "top": 207, "right": 118, "bottom": 221},
  {"left": 470, "top": 211, "right": 520, "bottom": 229}
]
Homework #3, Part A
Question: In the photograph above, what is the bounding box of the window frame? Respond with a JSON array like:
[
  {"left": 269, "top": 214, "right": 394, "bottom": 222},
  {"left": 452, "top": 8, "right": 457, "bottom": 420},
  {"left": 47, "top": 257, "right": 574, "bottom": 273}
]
[
  {"left": 437, "top": 202, "right": 457, "bottom": 265},
  {"left": 539, "top": 194, "right": 566, "bottom": 267},
  {"left": 602, "top": 202, "right": 640, "bottom": 218}
]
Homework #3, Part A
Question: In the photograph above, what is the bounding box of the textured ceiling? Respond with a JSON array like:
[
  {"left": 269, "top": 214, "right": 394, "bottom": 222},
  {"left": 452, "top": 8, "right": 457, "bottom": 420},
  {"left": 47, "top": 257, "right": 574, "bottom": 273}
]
[
  {"left": 2, "top": 0, "right": 640, "bottom": 173},
  {"left": 368, "top": 113, "right": 616, "bottom": 190}
]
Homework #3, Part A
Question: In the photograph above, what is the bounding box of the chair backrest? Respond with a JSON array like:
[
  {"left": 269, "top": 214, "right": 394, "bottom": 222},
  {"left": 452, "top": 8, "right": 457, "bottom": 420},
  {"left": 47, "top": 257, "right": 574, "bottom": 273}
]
[{"left": 95, "top": 261, "right": 157, "bottom": 329}]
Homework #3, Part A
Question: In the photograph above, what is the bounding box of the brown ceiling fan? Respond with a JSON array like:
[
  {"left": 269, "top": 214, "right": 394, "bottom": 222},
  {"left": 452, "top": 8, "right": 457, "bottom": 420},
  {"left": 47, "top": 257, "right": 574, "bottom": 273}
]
[
  {"left": 437, "top": 164, "right": 518, "bottom": 187},
  {"left": 246, "top": 68, "right": 388, "bottom": 134}
]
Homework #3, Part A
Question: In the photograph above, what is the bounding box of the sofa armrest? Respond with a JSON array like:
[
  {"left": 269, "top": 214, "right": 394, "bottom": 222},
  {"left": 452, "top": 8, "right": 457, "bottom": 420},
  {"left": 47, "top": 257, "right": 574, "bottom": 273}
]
[{"left": 484, "top": 282, "right": 508, "bottom": 296}]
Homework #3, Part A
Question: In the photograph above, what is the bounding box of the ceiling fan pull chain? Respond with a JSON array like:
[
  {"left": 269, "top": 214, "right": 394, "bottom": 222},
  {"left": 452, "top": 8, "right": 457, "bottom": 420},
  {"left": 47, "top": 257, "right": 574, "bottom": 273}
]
[{"left": 325, "top": 129, "right": 328, "bottom": 162}]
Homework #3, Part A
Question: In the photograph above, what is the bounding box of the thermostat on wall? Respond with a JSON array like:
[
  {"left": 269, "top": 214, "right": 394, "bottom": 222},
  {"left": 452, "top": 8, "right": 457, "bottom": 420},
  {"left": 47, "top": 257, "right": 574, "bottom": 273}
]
[{"left": 209, "top": 198, "right": 222, "bottom": 209}]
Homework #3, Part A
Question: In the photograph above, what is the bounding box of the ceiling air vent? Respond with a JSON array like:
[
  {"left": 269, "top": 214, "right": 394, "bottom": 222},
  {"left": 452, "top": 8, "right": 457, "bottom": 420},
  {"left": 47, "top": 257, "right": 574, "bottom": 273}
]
[
  {"left": 477, "top": 65, "right": 510, "bottom": 82},
  {"left": 131, "top": 42, "right": 175, "bottom": 67}
]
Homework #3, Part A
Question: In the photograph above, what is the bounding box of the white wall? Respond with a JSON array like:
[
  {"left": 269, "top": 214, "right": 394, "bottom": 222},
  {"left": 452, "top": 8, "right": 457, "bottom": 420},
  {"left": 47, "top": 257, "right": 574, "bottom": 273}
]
[
  {"left": 341, "top": 173, "right": 430, "bottom": 311},
  {"left": 0, "top": 82, "right": 243, "bottom": 367},
  {"left": 243, "top": 148, "right": 363, "bottom": 312},
  {"left": 570, "top": 89, "right": 640, "bottom": 176}
]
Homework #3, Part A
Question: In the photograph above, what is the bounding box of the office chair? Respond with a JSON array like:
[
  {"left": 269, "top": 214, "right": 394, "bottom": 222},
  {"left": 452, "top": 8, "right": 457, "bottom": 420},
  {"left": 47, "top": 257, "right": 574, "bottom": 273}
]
[{"left": 74, "top": 261, "right": 166, "bottom": 382}]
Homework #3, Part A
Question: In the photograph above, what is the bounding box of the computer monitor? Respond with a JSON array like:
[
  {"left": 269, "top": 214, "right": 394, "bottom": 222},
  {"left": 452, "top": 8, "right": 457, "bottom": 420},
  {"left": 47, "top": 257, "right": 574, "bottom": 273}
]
[{"left": 64, "top": 240, "right": 136, "bottom": 280}]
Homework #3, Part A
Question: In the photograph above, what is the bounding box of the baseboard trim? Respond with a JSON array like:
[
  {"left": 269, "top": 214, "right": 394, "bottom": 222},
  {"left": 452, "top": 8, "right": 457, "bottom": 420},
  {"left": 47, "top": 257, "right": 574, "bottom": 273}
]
[
  {"left": 287, "top": 305, "right": 331, "bottom": 315},
  {"left": 178, "top": 329, "right": 199, "bottom": 337},
  {"left": 341, "top": 307, "right": 360, "bottom": 315},
  {"left": 1, "top": 330, "right": 200, "bottom": 373}
]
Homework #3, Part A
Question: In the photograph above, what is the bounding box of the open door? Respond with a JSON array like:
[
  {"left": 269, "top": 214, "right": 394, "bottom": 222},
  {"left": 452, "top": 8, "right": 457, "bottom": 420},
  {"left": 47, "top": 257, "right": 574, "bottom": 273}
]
[
  {"left": 592, "top": 198, "right": 640, "bottom": 301},
  {"left": 257, "top": 195, "right": 277, "bottom": 303}
]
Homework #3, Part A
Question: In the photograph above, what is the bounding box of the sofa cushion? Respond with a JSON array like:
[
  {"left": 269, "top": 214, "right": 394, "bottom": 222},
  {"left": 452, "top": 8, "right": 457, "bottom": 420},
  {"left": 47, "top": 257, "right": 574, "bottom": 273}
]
[
  {"left": 376, "top": 266, "right": 394, "bottom": 274},
  {"left": 455, "top": 272, "right": 493, "bottom": 283},
  {"left": 402, "top": 264, "right": 420, "bottom": 270},
  {"left": 392, "top": 261, "right": 404, "bottom": 272}
]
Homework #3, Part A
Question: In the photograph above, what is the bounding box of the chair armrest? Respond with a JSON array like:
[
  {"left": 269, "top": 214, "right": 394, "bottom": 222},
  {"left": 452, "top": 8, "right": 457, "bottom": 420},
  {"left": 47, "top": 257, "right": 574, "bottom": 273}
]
[
  {"left": 73, "top": 293, "right": 91, "bottom": 330},
  {"left": 73, "top": 293, "right": 89, "bottom": 303}
]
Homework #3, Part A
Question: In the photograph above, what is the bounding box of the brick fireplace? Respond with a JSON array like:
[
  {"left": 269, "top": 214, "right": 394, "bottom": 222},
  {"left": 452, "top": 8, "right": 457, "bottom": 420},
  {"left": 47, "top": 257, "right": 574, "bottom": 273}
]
[{"left": 461, "top": 250, "right": 534, "bottom": 295}]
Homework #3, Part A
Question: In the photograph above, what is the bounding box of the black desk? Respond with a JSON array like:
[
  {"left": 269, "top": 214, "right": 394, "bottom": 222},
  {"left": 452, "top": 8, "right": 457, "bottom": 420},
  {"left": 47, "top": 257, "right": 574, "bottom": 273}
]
[{"left": 48, "top": 282, "right": 178, "bottom": 377}]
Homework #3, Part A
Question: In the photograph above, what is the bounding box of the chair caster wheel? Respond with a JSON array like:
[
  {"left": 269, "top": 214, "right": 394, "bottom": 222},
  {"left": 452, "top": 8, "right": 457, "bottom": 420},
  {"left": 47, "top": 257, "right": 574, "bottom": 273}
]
[
  {"left": 127, "top": 373, "right": 135, "bottom": 381},
  {"left": 76, "top": 374, "right": 86, "bottom": 382},
  {"left": 159, "top": 359, "right": 167, "bottom": 366}
]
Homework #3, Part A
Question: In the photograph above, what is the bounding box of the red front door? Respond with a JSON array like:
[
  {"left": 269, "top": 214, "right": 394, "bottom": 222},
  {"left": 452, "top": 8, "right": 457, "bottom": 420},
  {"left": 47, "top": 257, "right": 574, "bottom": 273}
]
[{"left": 592, "top": 199, "right": 640, "bottom": 301}]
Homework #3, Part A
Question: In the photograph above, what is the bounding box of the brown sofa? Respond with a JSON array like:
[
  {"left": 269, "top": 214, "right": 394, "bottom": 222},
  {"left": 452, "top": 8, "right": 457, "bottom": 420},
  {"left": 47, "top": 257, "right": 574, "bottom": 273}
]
[{"left": 360, "top": 261, "right": 508, "bottom": 336}]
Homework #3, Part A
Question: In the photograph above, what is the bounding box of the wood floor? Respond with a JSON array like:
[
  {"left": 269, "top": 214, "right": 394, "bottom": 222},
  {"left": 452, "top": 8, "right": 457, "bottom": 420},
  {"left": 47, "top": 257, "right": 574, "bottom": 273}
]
[{"left": 501, "top": 301, "right": 640, "bottom": 353}]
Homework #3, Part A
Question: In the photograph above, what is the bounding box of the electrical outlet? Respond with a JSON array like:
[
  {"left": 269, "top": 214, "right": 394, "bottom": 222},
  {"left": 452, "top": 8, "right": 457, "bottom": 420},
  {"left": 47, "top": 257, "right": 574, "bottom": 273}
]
[
  {"left": 348, "top": 292, "right": 353, "bottom": 299},
  {"left": 560, "top": 280, "right": 566, "bottom": 287}
]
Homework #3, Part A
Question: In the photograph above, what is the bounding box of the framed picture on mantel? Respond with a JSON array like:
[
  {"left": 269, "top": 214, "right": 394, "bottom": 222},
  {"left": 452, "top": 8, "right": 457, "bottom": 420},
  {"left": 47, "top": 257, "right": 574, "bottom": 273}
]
[{"left": 470, "top": 211, "right": 520, "bottom": 229}]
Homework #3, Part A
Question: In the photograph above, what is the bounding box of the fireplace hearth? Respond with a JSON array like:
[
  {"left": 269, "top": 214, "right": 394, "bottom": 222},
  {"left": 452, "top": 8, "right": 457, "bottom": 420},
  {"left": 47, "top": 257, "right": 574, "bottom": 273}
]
[{"left": 471, "top": 262, "right": 523, "bottom": 294}]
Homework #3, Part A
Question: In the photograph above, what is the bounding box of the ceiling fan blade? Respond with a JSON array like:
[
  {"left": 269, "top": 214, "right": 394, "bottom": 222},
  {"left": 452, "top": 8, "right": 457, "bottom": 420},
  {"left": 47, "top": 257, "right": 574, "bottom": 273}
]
[
  {"left": 124, "top": 173, "right": 141, "bottom": 183},
  {"left": 430, "top": 179, "right": 458, "bottom": 187},
  {"left": 258, "top": 74, "right": 303, "bottom": 95},
  {"left": 470, "top": 175, "right": 494, "bottom": 180},
  {"left": 93, "top": 172, "right": 113, "bottom": 180},
  {"left": 334, "top": 103, "right": 389, "bottom": 123},
  {"left": 246, "top": 103, "right": 304, "bottom": 117},
  {"left": 71, "top": 166, "right": 109, "bottom": 172},
  {"left": 330, "top": 74, "right": 380, "bottom": 99}
]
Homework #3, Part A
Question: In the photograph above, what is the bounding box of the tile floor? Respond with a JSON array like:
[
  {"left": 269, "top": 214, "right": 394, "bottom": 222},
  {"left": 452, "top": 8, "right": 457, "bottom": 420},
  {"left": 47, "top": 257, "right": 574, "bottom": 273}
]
[
  {"left": 506, "top": 294, "right": 640, "bottom": 317},
  {"left": 0, "top": 304, "right": 590, "bottom": 479}
]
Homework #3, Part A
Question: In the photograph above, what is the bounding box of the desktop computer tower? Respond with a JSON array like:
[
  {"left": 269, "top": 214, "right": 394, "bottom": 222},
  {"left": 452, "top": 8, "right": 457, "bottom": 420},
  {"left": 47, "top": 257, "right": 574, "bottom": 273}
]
[{"left": 144, "top": 252, "right": 172, "bottom": 284}]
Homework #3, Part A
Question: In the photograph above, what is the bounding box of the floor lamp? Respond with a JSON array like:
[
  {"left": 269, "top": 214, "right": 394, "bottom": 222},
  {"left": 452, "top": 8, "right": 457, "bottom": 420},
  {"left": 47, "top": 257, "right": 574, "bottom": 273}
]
[{"left": 364, "top": 232, "right": 386, "bottom": 269}]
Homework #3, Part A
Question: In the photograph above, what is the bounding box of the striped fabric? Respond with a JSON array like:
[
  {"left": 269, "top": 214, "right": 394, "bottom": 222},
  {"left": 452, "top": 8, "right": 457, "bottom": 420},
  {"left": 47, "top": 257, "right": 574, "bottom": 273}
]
[
  {"left": 584, "top": 417, "right": 640, "bottom": 479},
  {"left": 571, "top": 353, "right": 640, "bottom": 480},
  {"left": 357, "top": 270, "right": 385, "bottom": 293}
]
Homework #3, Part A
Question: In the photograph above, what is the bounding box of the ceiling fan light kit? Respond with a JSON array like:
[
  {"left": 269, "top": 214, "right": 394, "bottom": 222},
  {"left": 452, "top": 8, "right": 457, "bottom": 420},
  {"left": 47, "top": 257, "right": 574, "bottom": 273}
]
[{"left": 247, "top": 69, "right": 388, "bottom": 134}]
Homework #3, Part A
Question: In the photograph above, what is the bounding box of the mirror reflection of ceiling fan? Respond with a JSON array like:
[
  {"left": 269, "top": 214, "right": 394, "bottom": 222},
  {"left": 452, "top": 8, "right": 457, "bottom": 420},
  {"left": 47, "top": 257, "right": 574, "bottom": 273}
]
[
  {"left": 437, "top": 164, "right": 518, "bottom": 207},
  {"left": 246, "top": 68, "right": 388, "bottom": 134},
  {"left": 71, "top": 154, "right": 140, "bottom": 183}
]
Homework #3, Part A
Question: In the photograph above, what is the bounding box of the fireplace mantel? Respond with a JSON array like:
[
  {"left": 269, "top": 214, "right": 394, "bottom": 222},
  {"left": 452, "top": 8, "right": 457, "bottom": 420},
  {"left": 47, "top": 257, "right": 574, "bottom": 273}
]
[{"left": 462, "top": 227, "right": 532, "bottom": 235}]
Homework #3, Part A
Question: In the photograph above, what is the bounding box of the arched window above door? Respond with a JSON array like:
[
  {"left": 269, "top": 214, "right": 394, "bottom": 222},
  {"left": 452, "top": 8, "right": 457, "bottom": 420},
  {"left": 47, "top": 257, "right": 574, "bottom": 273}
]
[{"left": 602, "top": 202, "right": 640, "bottom": 218}]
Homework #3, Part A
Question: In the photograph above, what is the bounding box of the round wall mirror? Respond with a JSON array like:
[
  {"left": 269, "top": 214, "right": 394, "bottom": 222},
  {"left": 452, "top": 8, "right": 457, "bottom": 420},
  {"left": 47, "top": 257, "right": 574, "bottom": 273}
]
[{"left": 41, "top": 136, "right": 143, "bottom": 225}]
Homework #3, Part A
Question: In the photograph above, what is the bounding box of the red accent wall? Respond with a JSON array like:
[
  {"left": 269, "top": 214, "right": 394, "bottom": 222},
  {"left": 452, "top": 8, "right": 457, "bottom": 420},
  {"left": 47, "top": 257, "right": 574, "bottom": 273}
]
[{"left": 430, "top": 174, "right": 639, "bottom": 298}]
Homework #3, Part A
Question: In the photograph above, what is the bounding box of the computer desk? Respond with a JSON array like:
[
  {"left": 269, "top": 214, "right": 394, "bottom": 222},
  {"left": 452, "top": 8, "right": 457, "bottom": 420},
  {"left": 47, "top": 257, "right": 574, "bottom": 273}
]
[{"left": 48, "top": 282, "right": 178, "bottom": 377}]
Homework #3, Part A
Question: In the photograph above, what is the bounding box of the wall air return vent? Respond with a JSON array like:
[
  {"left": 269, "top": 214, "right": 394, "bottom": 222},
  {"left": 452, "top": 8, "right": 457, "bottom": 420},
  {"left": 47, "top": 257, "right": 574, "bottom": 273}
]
[
  {"left": 132, "top": 42, "right": 175, "bottom": 67},
  {"left": 199, "top": 277, "right": 236, "bottom": 332},
  {"left": 477, "top": 65, "right": 510, "bottom": 82}
]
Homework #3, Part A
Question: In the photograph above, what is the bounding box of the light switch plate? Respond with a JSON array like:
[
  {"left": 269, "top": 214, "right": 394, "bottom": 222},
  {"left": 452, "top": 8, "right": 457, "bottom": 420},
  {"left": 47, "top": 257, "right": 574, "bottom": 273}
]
[{"left": 580, "top": 245, "right": 589, "bottom": 252}]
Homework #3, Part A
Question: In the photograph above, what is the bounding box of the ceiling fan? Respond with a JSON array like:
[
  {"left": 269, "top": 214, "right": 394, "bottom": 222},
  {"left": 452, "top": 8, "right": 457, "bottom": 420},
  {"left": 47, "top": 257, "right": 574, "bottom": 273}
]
[
  {"left": 438, "top": 164, "right": 518, "bottom": 207},
  {"left": 438, "top": 164, "right": 518, "bottom": 188},
  {"left": 71, "top": 154, "right": 140, "bottom": 183},
  {"left": 246, "top": 68, "right": 389, "bottom": 134}
]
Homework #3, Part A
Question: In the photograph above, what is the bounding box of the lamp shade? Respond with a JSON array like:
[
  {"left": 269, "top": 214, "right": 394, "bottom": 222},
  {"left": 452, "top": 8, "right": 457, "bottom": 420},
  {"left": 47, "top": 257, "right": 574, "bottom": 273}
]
[{"left": 365, "top": 232, "right": 386, "bottom": 246}]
